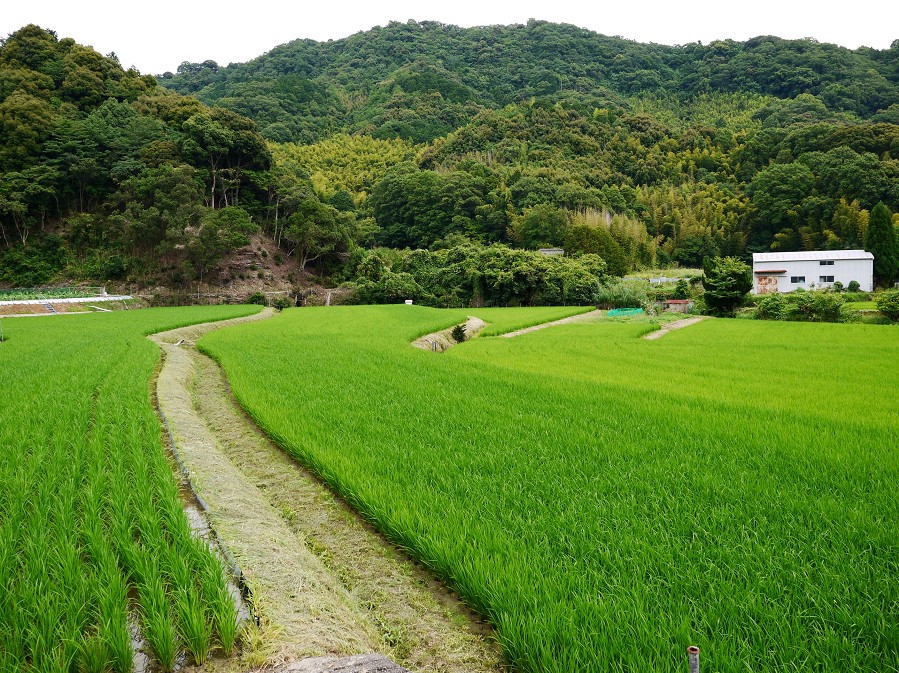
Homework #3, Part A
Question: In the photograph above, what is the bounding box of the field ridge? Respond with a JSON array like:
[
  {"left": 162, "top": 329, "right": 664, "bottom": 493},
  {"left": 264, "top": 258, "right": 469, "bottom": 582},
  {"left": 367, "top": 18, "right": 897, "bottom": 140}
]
[{"left": 152, "top": 310, "right": 503, "bottom": 672}]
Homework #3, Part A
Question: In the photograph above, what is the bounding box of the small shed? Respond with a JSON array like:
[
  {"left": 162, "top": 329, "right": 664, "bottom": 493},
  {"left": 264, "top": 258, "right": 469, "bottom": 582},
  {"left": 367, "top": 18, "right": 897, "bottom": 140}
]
[
  {"left": 537, "top": 248, "right": 565, "bottom": 257},
  {"left": 661, "top": 299, "right": 694, "bottom": 313},
  {"left": 752, "top": 250, "right": 874, "bottom": 294}
]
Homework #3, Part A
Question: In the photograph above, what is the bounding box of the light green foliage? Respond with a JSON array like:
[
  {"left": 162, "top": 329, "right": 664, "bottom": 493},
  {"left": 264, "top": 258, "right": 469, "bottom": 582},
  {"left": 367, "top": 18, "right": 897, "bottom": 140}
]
[
  {"left": 594, "top": 279, "right": 651, "bottom": 309},
  {"left": 273, "top": 135, "right": 415, "bottom": 200},
  {"left": 754, "top": 290, "right": 845, "bottom": 322},
  {"left": 352, "top": 242, "right": 608, "bottom": 307},
  {"left": 201, "top": 306, "right": 899, "bottom": 672},
  {"left": 0, "top": 305, "right": 258, "bottom": 670},
  {"left": 875, "top": 288, "right": 899, "bottom": 320}
]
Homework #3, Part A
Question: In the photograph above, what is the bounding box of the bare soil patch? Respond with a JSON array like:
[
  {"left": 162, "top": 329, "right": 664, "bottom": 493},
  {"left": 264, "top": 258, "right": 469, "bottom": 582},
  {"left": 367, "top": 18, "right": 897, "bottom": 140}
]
[
  {"left": 499, "top": 309, "right": 604, "bottom": 338},
  {"left": 642, "top": 316, "right": 709, "bottom": 340},
  {"left": 412, "top": 317, "right": 487, "bottom": 352}
]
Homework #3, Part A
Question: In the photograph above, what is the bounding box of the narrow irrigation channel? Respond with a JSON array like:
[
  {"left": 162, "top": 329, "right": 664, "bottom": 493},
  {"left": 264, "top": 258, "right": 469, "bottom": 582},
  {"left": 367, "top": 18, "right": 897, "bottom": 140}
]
[{"left": 149, "top": 310, "right": 504, "bottom": 673}]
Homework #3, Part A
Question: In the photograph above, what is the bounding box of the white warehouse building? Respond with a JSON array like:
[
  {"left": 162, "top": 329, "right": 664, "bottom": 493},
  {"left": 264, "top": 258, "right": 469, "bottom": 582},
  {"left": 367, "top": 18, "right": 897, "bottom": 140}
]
[{"left": 752, "top": 250, "right": 874, "bottom": 294}]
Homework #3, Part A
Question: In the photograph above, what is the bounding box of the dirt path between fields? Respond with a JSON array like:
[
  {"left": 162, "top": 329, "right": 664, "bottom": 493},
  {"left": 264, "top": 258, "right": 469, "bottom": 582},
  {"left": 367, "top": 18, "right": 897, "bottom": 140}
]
[
  {"left": 150, "top": 311, "right": 503, "bottom": 673},
  {"left": 642, "top": 316, "right": 709, "bottom": 340},
  {"left": 411, "top": 316, "right": 487, "bottom": 352},
  {"left": 499, "top": 309, "right": 603, "bottom": 338}
]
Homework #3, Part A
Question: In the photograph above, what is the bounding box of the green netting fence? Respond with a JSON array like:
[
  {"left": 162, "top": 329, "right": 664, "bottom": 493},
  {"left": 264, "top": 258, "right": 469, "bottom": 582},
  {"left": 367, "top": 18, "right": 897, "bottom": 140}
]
[{"left": 606, "top": 308, "right": 644, "bottom": 317}]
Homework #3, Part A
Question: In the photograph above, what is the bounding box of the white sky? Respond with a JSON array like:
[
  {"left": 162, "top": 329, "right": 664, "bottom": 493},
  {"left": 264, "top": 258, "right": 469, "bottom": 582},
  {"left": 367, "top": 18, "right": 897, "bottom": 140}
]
[{"left": 2, "top": 0, "right": 897, "bottom": 76}]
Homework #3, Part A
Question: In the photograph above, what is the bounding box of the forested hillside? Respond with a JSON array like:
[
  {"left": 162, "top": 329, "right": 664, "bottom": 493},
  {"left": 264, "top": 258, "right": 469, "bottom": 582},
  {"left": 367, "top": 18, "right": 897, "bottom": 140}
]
[
  {"left": 0, "top": 25, "right": 276, "bottom": 287},
  {"left": 2, "top": 21, "right": 898, "bottom": 298},
  {"left": 161, "top": 20, "right": 899, "bottom": 143}
]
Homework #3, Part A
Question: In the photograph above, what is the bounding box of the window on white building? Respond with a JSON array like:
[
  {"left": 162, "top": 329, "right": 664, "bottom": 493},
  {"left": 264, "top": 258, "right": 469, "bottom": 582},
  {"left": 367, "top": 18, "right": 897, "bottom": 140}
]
[
  {"left": 819, "top": 260, "right": 834, "bottom": 266},
  {"left": 791, "top": 276, "right": 805, "bottom": 283},
  {"left": 820, "top": 275, "right": 834, "bottom": 283}
]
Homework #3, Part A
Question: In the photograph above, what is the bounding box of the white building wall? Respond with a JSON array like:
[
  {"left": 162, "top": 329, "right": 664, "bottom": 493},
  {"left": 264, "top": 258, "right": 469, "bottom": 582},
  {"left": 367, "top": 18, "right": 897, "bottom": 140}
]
[{"left": 753, "top": 258, "right": 873, "bottom": 293}]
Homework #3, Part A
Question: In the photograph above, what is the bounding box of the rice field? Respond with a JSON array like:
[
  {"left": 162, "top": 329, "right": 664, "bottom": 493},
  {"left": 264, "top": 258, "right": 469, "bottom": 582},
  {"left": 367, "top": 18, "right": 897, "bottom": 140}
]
[
  {"left": 0, "top": 306, "right": 259, "bottom": 673},
  {"left": 200, "top": 305, "right": 899, "bottom": 673}
]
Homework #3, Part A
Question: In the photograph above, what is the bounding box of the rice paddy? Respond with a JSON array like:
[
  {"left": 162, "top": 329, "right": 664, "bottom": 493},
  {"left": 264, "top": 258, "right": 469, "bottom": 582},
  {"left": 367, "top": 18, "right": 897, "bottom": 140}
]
[
  {"left": 200, "top": 306, "right": 899, "bottom": 673},
  {"left": 0, "top": 306, "right": 259, "bottom": 673}
]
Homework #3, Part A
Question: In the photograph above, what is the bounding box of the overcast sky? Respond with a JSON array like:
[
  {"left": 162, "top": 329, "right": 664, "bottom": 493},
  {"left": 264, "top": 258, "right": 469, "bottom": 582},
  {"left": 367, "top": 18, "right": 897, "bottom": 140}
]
[{"left": 3, "top": 0, "right": 897, "bottom": 76}]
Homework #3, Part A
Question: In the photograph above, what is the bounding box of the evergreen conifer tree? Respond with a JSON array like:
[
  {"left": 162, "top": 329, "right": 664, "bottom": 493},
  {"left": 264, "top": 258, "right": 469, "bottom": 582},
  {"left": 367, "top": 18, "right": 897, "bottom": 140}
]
[{"left": 865, "top": 202, "right": 898, "bottom": 287}]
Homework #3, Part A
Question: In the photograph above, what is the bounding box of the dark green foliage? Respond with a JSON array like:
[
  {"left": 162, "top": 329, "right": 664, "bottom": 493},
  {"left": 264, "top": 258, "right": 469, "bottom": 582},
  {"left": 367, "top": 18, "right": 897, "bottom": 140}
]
[
  {"left": 563, "top": 224, "right": 629, "bottom": 277},
  {"left": 353, "top": 242, "right": 607, "bottom": 307},
  {"left": 272, "top": 296, "right": 292, "bottom": 311},
  {"left": 755, "top": 290, "right": 845, "bottom": 322},
  {"left": 160, "top": 22, "right": 899, "bottom": 145},
  {"left": 702, "top": 256, "right": 752, "bottom": 315},
  {"left": 247, "top": 291, "right": 265, "bottom": 305},
  {"left": 516, "top": 205, "right": 567, "bottom": 249},
  {"left": 865, "top": 202, "right": 898, "bottom": 286},
  {"left": 0, "top": 235, "right": 67, "bottom": 285},
  {"left": 187, "top": 206, "right": 258, "bottom": 279},
  {"left": 874, "top": 288, "right": 899, "bottom": 320},
  {"left": 450, "top": 324, "right": 467, "bottom": 343},
  {"left": 673, "top": 278, "right": 691, "bottom": 299},
  {"left": 2, "top": 21, "right": 899, "bottom": 291},
  {"left": 847, "top": 280, "right": 861, "bottom": 292},
  {"left": 0, "top": 26, "right": 270, "bottom": 287}
]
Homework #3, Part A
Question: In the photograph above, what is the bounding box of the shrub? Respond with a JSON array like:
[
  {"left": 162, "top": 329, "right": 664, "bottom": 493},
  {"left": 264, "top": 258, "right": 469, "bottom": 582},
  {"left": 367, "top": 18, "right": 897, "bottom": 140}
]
[
  {"left": 595, "top": 280, "right": 649, "bottom": 309},
  {"left": 832, "top": 281, "right": 844, "bottom": 292},
  {"left": 843, "top": 290, "right": 871, "bottom": 302},
  {"left": 847, "top": 280, "right": 861, "bottom": 292},
  {"left": 247, "top": 291, "right": 266, "bottom": 305},
  {"left": 755, "top": 293, "right": 788, "bottom": 320},
  {"left": 755, "top": 291, "right": 844, "bottom": 322},
  {"left": 875, "top": 289, "right": 899, "bottom": 321},
  {"left": 451, "top": 324, "right": 467, "bottom": 343},
  {"left": 673, "top": 278, "right": 691, "bottom": 299},
  {"left": 272, "top": 296, "right": 292, "bottom": 311}
]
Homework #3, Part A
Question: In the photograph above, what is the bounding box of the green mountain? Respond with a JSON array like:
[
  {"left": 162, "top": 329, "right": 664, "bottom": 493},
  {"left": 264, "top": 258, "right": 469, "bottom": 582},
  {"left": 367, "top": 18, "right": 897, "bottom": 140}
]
[
  {"left": 160, "top": 20, "right": 899, "bottom": 143},
  {"left": 1, "top": 21, "right": 898, "bottom": 295}
]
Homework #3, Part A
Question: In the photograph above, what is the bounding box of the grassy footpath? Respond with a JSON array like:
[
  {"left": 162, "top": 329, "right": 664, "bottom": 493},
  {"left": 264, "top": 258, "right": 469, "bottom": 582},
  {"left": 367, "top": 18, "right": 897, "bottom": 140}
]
[
  {"left": 0, "top": 306, "right": 259, "bottom": 672},
  {"left": 201, "top": 306, "right": 899, "bottom": 673}
]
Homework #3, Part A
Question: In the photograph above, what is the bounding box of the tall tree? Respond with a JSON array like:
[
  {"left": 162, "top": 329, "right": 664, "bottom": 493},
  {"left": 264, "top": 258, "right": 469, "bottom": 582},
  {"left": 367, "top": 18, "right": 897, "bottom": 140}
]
[
  {"left": 283, "top": 198, "right": 356, "bottom": 272},
  {"left": 865, "top": 202, "right": 898, "bottom": 287},
  {"left": 702, "top": 256, "right": 752, "bottom": 315}
]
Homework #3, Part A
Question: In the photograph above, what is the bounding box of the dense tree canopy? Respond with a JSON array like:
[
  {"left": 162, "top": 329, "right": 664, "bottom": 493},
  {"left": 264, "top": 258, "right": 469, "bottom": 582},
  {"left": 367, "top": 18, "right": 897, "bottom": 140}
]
[
  {"left": 1, "top": 22, "right": 898, "bottom": 292},
  {"left": 161, "top": 21, "right": 899, "bottom": 144},
  {"left": 0, "top": 25, "right": 271, "bottom": 284}
]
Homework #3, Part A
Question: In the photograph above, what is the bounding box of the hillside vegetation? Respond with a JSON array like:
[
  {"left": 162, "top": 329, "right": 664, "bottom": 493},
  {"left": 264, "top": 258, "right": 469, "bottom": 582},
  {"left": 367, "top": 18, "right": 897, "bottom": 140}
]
[{"left": 1, "top": 22, "right": 898, "bottom": 295}]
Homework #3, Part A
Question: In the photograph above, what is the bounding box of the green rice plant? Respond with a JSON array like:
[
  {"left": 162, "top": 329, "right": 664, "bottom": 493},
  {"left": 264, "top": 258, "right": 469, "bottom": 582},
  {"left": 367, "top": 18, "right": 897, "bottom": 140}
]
[
  {"left": 0, "top": 305, "right": 260, "bottom": 669},
  {"left": 131, "top": 548, "right": 179, "bottom": 672},
  {"left": 98, "top": 571, "right": 133, "bottom": 673},
  {"left": 77, "top": 633, "right": 111, "bottom": 673},
  {"left": 201, "top": 306, "right": 899, "bottom": 673},
  {"left": 199, "top": 552, "right": 241, "bottom": 656},
  {"left": 174, "top": 585, "right": 212, "bottom": 665},
  {"left": 141, "top": 579, "right": 179, "bottom": 672}
]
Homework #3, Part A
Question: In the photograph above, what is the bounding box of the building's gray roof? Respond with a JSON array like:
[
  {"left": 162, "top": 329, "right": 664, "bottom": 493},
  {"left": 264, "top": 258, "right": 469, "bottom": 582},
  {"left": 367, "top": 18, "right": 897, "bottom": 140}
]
[{"left": 753, "top": 249, "right": 873, "bottom": 263}]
